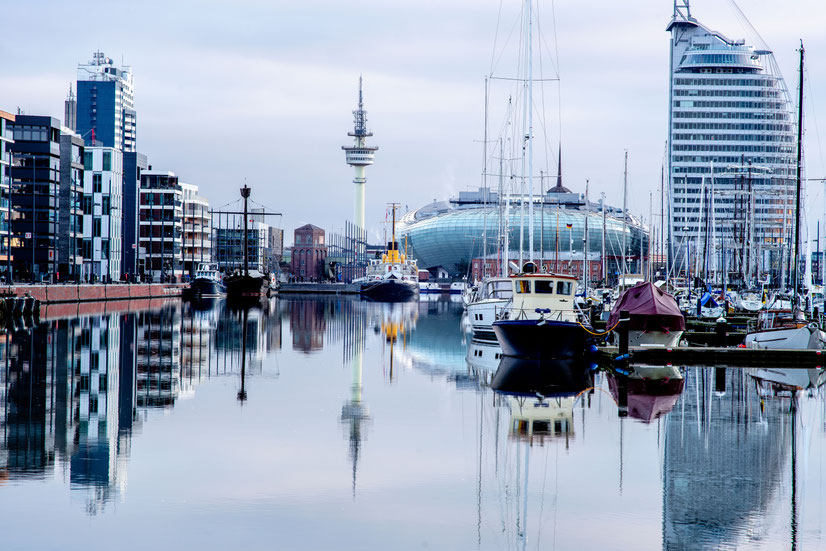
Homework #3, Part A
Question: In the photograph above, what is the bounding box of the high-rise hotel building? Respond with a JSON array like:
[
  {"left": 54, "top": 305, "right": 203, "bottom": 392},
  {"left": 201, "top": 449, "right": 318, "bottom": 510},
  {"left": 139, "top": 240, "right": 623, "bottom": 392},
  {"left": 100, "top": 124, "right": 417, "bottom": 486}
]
[{"left": 667, "top": 1, "right": 796, "bottom": 282}]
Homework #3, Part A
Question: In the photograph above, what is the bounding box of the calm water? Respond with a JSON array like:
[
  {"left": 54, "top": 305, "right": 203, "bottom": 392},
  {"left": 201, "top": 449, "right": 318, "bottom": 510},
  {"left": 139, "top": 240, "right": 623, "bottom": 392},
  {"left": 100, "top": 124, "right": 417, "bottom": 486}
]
[{"left": 1, "top": 296, "right": 825, "bottom": 550}]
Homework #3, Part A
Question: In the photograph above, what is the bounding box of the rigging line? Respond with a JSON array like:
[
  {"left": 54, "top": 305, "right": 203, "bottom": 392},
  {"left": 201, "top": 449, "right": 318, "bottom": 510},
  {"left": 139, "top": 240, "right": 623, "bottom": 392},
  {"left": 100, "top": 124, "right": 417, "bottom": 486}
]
[
  {"left": 536, "top": 2, "right": 560, "bottom": 80},
  {"left": 535, "top": 441, "right": 551, "bottom": 549},
  {"left": 726, "top": 0, "right": 769, "bottom": 52},
  {"left": 489, "top": 0, "right": 504, "bottom": 75},
  {"left": 804, "top": 67, "right": 826, "bottom": 199},
  {"left": 535, "top": 1, "right": 552, "bottom": 179},
  {"left": 212, "top": 197, "right": 242, "bottom": 210},
  {"left": 550, "top": 0, "right": 562, "bottom": 150},
  {"left": 489, "top": 4, "right": 524, "bottom": 78},
  {"left": 248, "top": 199, "right": 284, "bottom": 217}
]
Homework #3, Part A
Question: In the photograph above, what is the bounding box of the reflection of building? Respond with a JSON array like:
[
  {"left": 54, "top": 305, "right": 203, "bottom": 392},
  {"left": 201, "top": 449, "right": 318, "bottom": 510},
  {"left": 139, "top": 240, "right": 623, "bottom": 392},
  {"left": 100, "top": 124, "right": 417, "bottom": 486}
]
[
  {"left": 663, "top": 368, "right": 789, "bottom": 549},
  {"left": 136, "top": 306, "right": 181, "bottom": 408},
  {"left": 290, "top": 299, "right": 328, "bottom": 352}
]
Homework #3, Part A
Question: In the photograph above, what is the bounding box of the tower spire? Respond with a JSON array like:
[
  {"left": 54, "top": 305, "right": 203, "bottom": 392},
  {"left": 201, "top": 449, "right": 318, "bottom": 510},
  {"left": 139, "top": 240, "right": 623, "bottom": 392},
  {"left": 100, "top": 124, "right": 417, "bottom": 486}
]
[{"left": 343, "top": 77, "right": 378, "bottom": 234}]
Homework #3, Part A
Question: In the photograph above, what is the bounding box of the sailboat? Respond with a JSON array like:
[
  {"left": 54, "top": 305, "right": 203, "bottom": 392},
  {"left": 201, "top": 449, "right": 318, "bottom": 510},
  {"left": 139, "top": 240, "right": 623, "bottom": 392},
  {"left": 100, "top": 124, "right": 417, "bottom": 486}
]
[
  {"left": 225, "top": 185, "right": 270, "bottom": 301},
  {"left": 745, "top": 43, "right": 826, "bottom": 350}
]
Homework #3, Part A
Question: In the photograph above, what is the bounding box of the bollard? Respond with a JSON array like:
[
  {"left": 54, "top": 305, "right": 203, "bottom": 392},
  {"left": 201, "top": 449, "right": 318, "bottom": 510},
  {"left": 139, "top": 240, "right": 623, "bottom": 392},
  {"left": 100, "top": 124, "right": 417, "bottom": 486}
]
[
  {"left": 589, "top": 304, "right": 597, "bottom": 327},
  {"left": 618, "top": 310, "right": 630, "bottom": 355},
  {"left": 715, "top": 318, "right": 727, "bottom": 347},
  {"left": 715, "top": 368, "right": 726, "bottom": 393},
  {"left": 696, "top": 298, "right": 702, "bottom": 317}
]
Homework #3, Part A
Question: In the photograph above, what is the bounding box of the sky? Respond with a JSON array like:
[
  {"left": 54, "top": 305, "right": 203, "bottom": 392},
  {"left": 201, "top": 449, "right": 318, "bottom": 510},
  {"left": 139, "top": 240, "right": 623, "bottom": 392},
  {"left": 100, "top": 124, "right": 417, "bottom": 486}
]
[{"left": 3, "top": 0, "right": 826, "bottom": 246}]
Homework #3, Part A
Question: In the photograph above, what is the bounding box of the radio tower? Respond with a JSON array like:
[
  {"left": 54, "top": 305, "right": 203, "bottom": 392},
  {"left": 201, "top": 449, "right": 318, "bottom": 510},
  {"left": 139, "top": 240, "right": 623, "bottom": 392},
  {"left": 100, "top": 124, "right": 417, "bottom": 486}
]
[{"left": 342, "top": 76, "right": 378, "bottom": 233}]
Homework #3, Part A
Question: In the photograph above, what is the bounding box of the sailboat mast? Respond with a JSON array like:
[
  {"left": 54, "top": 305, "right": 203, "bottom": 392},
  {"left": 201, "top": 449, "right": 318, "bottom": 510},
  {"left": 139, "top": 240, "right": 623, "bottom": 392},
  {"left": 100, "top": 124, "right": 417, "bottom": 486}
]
[
  {"left": 527, "top": 0, "right": 535, "bottom": 264},
  {"left": 241, "top": 184, "right": 250, "bottom": 276},
  {"left": 483, "top": 77, "right": 489, "bottom": 270},
  {"left": 584, "top": 179, "right": 589, "bottom": 293},
  {"left": 601, "top": 193, "right": 607, "bottom": 283},
  {"left": 793, "top": 42, "right": 804, "bottom": 306},
  {"left": 622, "top": 151, "right": 628, "bottom": 278}
]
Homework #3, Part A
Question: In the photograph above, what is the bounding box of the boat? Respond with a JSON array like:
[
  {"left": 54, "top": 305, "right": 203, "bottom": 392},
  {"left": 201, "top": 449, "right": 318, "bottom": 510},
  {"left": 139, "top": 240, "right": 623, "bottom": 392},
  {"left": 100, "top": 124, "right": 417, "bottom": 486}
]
[
  {"left": 418, "top": 281, "right": 442, "bottom": 294},
  {"left": 744, "top": 309, "right": 826, "bottom": 349},
  {"left": 735, "top": 289, "right": 763, "bottom": 312},
  {"left": 608, "top": 281, "right": 685, "bottom": 347},
  {"left": 225, "top": 184, "right": 270, "bottom": 301},
  {"left": 492, "top": 269, "right": 595, "bottom": 359},
  {"left": 751, "top": 366, "right": 826, "bottom": 392},
  {"left": 189, "top": 262, "right": 226, "bottom": 298},
  {"left": 449, "top": 281, "right": 467, "bottom": 295},
  {"left": 607, "top": 365, "right": 685, "bottom": 423},
  {"left": 359, "top": 205, "right": 419, "bottom": 302},
  {"left": 466, "top": 277, "right": 513, "bottom": 340}
]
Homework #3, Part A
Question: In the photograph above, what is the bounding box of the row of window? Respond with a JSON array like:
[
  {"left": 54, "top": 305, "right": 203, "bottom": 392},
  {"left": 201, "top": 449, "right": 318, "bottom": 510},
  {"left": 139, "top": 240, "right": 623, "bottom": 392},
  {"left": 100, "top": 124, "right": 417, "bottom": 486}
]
[
  {"left": 673, "top": 155, "right": 793, "bottom": 165},
  {"left": 672, "top": 133, "right": 793, "bottom": 143},
  {"left": 674, "top": 111, "right": 791, "bottom": 121},
  {"left": 675, "top": 100, "right": 785, "bottom": 110},
  {"left": 673, "top": 144, "right": 794, "bottom": 154},
  {"left": 674, "top": 77, "right": 777, "bottom": 87},
  {"left": 674, "top": 88, "right": 781, "bottom": 99}
]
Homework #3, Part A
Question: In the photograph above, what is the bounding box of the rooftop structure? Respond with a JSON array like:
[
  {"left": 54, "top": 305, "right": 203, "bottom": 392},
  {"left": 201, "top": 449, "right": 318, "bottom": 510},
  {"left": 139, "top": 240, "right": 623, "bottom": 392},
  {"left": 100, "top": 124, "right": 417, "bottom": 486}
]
[{"left": 342, "top": 77, "right": 378, "bottom": 233}]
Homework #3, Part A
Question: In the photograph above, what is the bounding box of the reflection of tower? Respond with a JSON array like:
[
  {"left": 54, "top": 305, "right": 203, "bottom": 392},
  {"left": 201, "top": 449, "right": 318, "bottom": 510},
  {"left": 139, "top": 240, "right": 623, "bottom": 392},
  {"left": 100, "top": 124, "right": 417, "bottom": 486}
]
[
  {"left": 339, "top": 299, "right": 370, "bottom": 497},
  {"left": 340, "top": 346, "right": 369, "bottom": 498},
  {"left": 342, "top": 76, "right": 378, "bottom": 234}
]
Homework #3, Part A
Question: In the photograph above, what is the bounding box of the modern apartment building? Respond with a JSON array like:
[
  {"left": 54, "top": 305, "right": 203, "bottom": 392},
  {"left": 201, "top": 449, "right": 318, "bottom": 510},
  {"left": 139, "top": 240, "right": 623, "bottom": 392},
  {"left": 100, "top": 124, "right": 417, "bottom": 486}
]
[
  {"left": 58, "top": 129, "right": 85, "bottom": 281},
  {"left": 180, "top": 182, "right": 211, "bottom": 276},
  {"left": 81, "top": 146, "right": 123, "bottom": 282},
  {"left": 667, "top": 1, "right": 796, "bottom": 284},
  {"left": 139, "top": 170, "right": 182, "bottom": 282},
  {"left": 0, "top": 111, "right": 14, "bottom": 281},
  {"left": 8, "top": 115, "right": 62, "bottom": 282}
]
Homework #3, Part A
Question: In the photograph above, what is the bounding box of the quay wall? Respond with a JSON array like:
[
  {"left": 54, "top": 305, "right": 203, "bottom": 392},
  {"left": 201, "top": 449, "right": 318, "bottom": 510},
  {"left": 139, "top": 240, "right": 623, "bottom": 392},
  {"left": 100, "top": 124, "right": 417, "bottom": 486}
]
[
  {"left": 279, "top": 283, "right": 360, "bottom": 294},
  {"left": 6, "top": 284, "right": 185, "bottom": 304}
]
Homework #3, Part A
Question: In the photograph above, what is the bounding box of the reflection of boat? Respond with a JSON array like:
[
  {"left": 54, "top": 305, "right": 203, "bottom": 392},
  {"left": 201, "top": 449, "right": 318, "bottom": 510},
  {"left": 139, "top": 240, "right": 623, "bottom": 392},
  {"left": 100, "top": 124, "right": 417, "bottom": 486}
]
[
  {"left": 189, "top": 262, "right": 226, "bottom": 298},
  {"left": 508, "top": 392, "right": 574, "bottom": 441},
  {"left": 608, "top": 282, "right": 685, "bottom": 347},
  {"left": 492, "top": 272, "right": 593, "bottom": 359},
  {"left": 751, "top": 367, "right": 826, "bottom": 392},
  {"left": 608, "top": 365, "right": 685, "bottom": 423},
  {"left": 491, "top": 356, "right": 592, "bottom": 397},
  {"left": 465, "top": 339, "right": 502, "bottom": 376}
]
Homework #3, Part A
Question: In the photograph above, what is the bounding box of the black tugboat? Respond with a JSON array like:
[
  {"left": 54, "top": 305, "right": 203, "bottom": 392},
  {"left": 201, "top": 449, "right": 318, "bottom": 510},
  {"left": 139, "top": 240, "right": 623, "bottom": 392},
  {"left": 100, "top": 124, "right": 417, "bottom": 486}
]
[{"left": 225, "top": 184, "right": 270, "bottom": 301}]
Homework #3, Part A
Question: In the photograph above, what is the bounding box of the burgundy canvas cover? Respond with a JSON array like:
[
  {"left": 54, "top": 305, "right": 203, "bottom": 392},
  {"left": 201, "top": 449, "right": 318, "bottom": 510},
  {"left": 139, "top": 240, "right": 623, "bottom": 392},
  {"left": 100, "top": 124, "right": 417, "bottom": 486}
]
[{"left": 607, "top": 281, "right": 686, "bottom": 332}]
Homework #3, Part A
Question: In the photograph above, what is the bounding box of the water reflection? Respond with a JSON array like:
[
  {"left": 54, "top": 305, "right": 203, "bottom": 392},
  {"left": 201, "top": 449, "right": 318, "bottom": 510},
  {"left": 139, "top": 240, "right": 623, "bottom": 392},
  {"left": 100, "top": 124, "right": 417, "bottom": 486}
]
[{"left": 1, "top": 296, "right": 826, "bottom": 550}]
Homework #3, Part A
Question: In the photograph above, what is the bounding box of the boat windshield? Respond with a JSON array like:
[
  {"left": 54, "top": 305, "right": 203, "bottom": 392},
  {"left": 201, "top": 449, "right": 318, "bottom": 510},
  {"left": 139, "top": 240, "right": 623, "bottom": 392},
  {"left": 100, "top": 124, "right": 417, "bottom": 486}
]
[{"left": 484, "top": 280, "right": 513, "bottom": 300}]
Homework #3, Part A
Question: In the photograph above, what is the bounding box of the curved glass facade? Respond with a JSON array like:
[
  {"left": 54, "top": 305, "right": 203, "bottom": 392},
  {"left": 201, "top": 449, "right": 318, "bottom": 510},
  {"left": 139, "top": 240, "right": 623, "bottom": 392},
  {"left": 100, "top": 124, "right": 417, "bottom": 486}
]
[{"left": 399, "top": 207, "right": 647, "bottom": 274}]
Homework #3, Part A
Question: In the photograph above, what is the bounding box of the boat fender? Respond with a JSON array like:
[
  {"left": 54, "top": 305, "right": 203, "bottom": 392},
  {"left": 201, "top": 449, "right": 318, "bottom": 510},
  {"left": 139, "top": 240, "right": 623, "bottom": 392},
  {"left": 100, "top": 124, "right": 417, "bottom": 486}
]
[
  {"left": 614, "top": 353, "right": 631, "bottom": 363},
  {"left": 614, "top": 367, "right": 630, "bottom": 376},
  {"left": 588, "top": 344, "right": 599, "bottom": 354},
  {"left": 588, "top": 362, "right": 599, "bottom": 372}
]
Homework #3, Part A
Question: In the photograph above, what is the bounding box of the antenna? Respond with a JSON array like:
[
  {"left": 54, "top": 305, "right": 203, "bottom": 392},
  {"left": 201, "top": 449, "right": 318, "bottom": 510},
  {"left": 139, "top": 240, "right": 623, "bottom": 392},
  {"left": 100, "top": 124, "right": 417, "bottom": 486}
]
[{"left": 673, "top": 0, "right": 691, "bottom": 20}]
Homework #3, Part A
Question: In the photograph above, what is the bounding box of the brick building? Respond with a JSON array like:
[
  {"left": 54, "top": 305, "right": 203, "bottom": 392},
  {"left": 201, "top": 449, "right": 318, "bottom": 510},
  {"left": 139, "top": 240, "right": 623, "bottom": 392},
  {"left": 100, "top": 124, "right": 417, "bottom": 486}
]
[{"left": 291, "top": 224, "right": 327, "bottom": 281}]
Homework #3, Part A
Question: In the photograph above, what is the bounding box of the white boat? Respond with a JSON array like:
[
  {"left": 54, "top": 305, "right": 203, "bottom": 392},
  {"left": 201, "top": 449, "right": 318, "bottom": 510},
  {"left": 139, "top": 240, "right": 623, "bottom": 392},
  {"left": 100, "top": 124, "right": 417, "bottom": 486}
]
[
  {"left": 449, "top": 281, "right": 467, "bottom": 295},
  {"left": 745, "top": 309, "right": 826, "bottom": 350},
  {"left": 735, "top": 290, "right": 763, "bottom": 312},
  {"left": 466, "top": 277, "right": 513, "bottom": 340},
  {"left": 608, "top": 281, "right": 685, "bottom": 348},
  {"left": 418, "top": 281, "right": 442, "bottom": 294},
  {"left": 751, "top": 367, "right": 826, "bottom": 392}
]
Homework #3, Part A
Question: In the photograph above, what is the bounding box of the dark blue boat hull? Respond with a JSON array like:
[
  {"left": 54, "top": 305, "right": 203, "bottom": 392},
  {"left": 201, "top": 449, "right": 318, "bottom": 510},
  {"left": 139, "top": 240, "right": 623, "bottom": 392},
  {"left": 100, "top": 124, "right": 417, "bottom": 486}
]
[
  {"left": 190, "top": 278, "right": 226, "bottom": 297},
  {"left": 492, "top": 319, "right": 594, "bottom": 359},
  {"left": 360, "top": 279, "right": 418, "bottom": 302}
]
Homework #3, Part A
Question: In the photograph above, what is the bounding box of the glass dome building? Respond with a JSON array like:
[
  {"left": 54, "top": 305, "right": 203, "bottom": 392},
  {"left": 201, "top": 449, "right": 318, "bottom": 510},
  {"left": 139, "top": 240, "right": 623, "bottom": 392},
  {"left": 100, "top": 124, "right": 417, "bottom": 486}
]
[{"left": 398, "top": 188, "right": 648, "bottom": 280}]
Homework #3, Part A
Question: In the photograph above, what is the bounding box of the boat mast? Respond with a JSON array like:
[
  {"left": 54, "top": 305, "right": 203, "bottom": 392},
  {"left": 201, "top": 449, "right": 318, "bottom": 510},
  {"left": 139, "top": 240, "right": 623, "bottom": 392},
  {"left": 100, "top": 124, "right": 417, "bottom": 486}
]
[
  {"left": 482, "top": 76, "right": 489, "bottom": 273},
  {"left": 793, "top": 42, "right": 804, "bottom": 308},
  {"left": 241, "top": 184, "right": 250, "bottom": 276},
  {"left": 622, "top": 151, "right": 628, "bottom": 279},
  {"left": 601, "top": 192, "right": 607, "bottom": 284},
  {"left": 500, "top": 139, "right": 509, "bottom": 277},
  {"left": 527, "top": 0, "right": 535, "bottom": 264},
  {"left": 583, "top": 179, "right": 589, "bottom": 294}
]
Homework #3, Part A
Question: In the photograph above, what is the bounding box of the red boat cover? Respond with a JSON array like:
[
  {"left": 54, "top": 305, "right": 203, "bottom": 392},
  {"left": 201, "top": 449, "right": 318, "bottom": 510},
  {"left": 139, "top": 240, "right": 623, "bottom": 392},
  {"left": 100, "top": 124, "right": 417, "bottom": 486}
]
[{"left": 607, "top": 281, "right": 686, "bottom": 332}]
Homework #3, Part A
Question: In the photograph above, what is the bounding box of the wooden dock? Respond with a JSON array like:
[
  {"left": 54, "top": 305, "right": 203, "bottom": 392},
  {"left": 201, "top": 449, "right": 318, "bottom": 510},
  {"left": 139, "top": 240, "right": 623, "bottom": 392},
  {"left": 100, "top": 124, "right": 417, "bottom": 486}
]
[{"left": 598, "top": 345, "right": 826, "bottom": 369}]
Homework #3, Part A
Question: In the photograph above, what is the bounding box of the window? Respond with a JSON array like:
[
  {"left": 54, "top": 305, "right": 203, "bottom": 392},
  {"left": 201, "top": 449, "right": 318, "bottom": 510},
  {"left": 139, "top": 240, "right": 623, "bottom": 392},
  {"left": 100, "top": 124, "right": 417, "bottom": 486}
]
[
  {"left": 102, "top": 197, "right": 110, "bottom": 215},
  {"left": 82, "top": 196, "right": 93, "bottom": 215},
  {"left": 515, "top": 280, "right": 531, "bottom": 294},
  {"left": 93, "top": 218, "right": 101, "bottom": 237},
  {"left": 103, "top": 151, "right": 112, "bottom": 171},
  {"left": 84, "top": 151, "right": 93, "bottom": 170},
  {"left": 534, "top": 280, "right": 554, "bottom": 294},
  {"left": 93, "top": 173, "right": 102, "bottom": 193},
  {"left": 556, "top": 281, "right": 572, "bottom": 295}
]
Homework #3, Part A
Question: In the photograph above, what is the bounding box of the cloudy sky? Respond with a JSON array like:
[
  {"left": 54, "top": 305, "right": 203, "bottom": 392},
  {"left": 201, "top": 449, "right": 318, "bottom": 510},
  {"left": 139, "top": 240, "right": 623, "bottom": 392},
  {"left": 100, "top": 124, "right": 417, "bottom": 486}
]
[{"left": 3, "top": 0, "right": 826, "bottom": 245}]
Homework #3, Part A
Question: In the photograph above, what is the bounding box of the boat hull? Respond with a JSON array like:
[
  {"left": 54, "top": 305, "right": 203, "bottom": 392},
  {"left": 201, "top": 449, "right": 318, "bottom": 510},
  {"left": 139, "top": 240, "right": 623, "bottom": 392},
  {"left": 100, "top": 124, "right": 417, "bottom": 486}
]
[
  {"left": 225, "top": 274, "right": 270, "bottom": 301},
  {"left": 190, "top": 278, "right": 227, "bottom": 297},
  {"left": 493, "top": 318, "right": 594, "bottom": 359},
  {"left": 745, "top": 325, "right": 826, "bottom": 350},
  {"left": 614, "top": 329, "right": 684, "bottom": 348},
  {"left": 467, "top": 299, "right": 508, "bottom": 341},
  {"left": 360, "top": 279, "right": 418, "bottom": 302}
]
